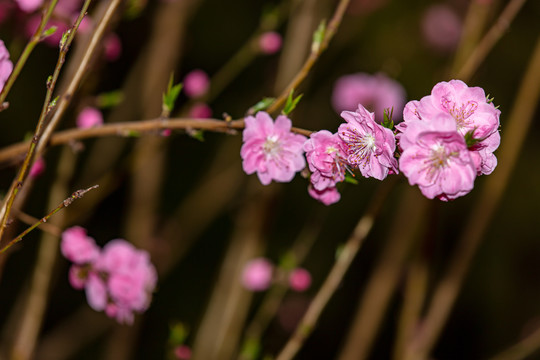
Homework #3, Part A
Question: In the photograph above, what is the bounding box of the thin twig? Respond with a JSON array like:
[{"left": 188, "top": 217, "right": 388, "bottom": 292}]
[
  {"left": 0, "top": 185, "right": 98, "bottom": 255},
  {"left": 456, "top": 0, "right": 528, "bottom": 80},
  {"left": 275, "top": 178, "right": 395, "bottom": 360},
  {"left": 0, "top": 0, "right": 93, "bottom": 245},
  {"left": 266, "top": 0, "right": 351, "bottom": 114},
  {"left": 489, "top": 323, "right": 540, "bottom": 360}
]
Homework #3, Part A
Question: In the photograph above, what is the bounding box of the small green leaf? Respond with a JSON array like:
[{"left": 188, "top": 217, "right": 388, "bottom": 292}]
[
  {"left": 312, "top": 20, "right": 326, "bottom": 53},
  {"left": 240, "top": 338, "right": 261, "bottom": 360},
  {"left": 43, "top": 26, "right": 57, "bottom": 38},
  {"left": 464, "top": 128, "right": 481, "bottom": 148},
  {"left": 47, "top": 96, "right": 59, "bottom": 113},
  {"left": 279, "top": 251, "right": 297, "bottom": 271},
  {"left": 382, "top": 107, "right": 394, "bottom": 130},
  {"left": 168, "top": 322, "right": 189, "bottom": 345},
  {"left": 249, "top": 97, "right": 275, "bottom": 114},
  {"left": 344, "top": 172, "right": 358, "bottom": 185},
  {"left": 96, "top": 90, "right": 124, "bottom": 108},
  {"left": 162, "top": 73, "right": 183, "bottom": 116},
  {"left": 60, "top": 30, "right": 71, "bottom": 50},
  {"left": 189, "top": 129, "right": 205, "bottom": 142},
  {"left": 282, "top": 89, "right": 303, "bottom": 115},
  {"left": 125, "top": 130, "right": 141, "bottom": 137}
]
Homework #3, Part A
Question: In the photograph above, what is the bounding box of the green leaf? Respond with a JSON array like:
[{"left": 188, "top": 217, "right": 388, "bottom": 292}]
[
  {"left": 162, "top": 73, "right": 183, "bottom": 116},
  {"left": 249, "top": 97, "right": 275, "bottom": 114},
  {"left": 96, "top": 90, "right": 124, "bottom": 108},
  {"left": 282, "top": 89, "right": 303, "bottom": 115},
  {"left": 382, "top": 107, "right": 394, "bottom": 130},
  {"left": 189, "top": 129, "right": 205, "bottom": 142},
  {"left": 59, "top": 30, "right": 71, "bottom": 50},
  {"left": 464, "top": 128, "right": 482, "bottom": 148},
  {"left": 312, "top": 20, "right": 326, "bottom": 53},
  {"left": 344, "top": 172, "right": 358, "bottom": 185},
  {"left": 168, "top": 322, "right": 189, "bottom": 345}
]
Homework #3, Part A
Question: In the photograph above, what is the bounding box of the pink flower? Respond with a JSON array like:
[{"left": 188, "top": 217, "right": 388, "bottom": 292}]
[
  {"left": 399, "top": 121, "right": 476, "bottom": 201},
  {"left": 188, "top": 102, "right": 212, "bottom": 119},
  {"left": 259, "top": 31, "right": 282, "bottom": 54},
  {"left": 29, "top": 157, "right": 46, "bottom": 178},
  {"left": 104, "top": 33, "right": 122, "bottom": 62},
  {"left": 15, "top": 0, "right": 43, "bottom": 12},
  {"left": 0, "top": 40, "right": 13, "bottom": 93},
  {"left": 61, "top": 226, "right": 100, "bottom": 264},
  {"left": 308, "top": 185, "right": 341, "bottom": 206},
  {"left": 68, "top": 265, "right": 87, "bottom": 290},
  {"left": 402, "top": 80, "right": 500, "bottom": 175},
  {"left": 183, "top": 69, "right": 209, "bottom": 98},
  {"left": 76, "top": 106, "right": 103, "bottom": 129},
  {"left": 85, "top": 272, "right": 107, "bottom": 311},
  {"left": 421, "top": 5, "right": 462, "bottom": 53},
  {"left": 339, "top": 105, "right": 398, "bottom": 180},
  {"left": 332, "top": 73, "right": 406, "bottom": 123},
  {"left": 241, "top": 258, "right": 273, "bottom": 291},
  {"left": 174, "top": 345, "right": 192, "bottom": 360},
  {"left": 241, "top": 111, "right": 307, "bottom": 185},
  {"left": 304, "top": 130, "right": 349, "bottom": 191},
  {"left": 289, "top": 268, "right": 311, "bottom": 292}
]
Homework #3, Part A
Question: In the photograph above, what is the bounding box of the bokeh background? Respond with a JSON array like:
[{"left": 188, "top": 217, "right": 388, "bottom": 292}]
[{"left": 0, "top": 0, "right": 539, "bottom": 359}]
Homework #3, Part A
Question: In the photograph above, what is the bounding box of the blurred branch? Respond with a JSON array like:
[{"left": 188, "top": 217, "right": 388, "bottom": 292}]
[
  {"left": 489, "top": 322, "right": 540, "bottom": 360},
  {"left": 266, "top": 0, "right": 350, "bottom": 114},
  {"left": 275, "top": 177, "right": 396, "bottom": 360},
  {"left": 0, "top": 0, "right": 59, "bottom": 107},
  {"left": 456, "top": 0, "right": 528, "bottom": 80},
  {"left": 404, "top": 34, "right": 540, "bottom": 360}
]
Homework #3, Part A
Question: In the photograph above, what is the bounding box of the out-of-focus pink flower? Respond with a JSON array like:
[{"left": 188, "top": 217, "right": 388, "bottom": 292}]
[
  {"left": 61, "top": 226, "right": 100, "bottom": 264},
  {"left": 307, "top": 185, "right": 341, "bottom": 206},
  {"left": 0, "top": 40, "right": 13, "bottom": 93},
  {"left": 174, "top": 345, "right": 192, "bottom": 360},
  {"left": 289, "top": 268, "right": 311, "bottom": 292},
  {"left": 188, "top": 103, "right": 212, "bottom": 119},
  {"left": 241, "top": 112, "right": 307, "bottom": 185},
  {"left": 241, "top": 258, "right": 273, "bottom": 291},
  {"left": 85, "top": 272, "right": 107, "bottom": 311},
  {"left": 0, "top": 3, "right": 15, "bottom": 24},
  {"left": 29, "top": 157, "right": 46, "bottom": 178},
  {"left": 183, "top": 70, "right": 209, "bottom": 98},
  {"left": 15, "top": 0, "right": 43, "bottom": 12},
  {"left": 332, "top": 73, "right": 406, "bottom": 123},
  {"left": 259, "top": 31, "right": 282, "bottom": 54},
  {"left": 61, "top": 231, "right": 158, "bottom": 325},
  {"left": 421, "top": 4, "right": 462, "bottom": 53},
  {"left": 339, "top": 105, "right": 398, "bottom": 180},
  {"left": 56, "top": 0, "right": 83, "bottom": 17},
  {"left": 104, "top": 33, "right": 122, "bottom": 62},
  {"left": 76, "top": 106, "right": 103, "bottom": 129}
]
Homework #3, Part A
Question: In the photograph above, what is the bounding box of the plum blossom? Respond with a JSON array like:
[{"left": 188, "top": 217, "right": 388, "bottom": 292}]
[
  {"left": 339, "top": 105, "right": 398, "bottom": 180},
  {"left": 421, "top": 4, "right": 462, "bottom": 53},
  {"left": 259, "top": 31, "right": 282, "bottom": 54},
  {"left": 241, "top": 111, "right": 307, "bottom": 185},
  {"left": 29, "top": 157, "right": 46, "bottom": 178},
  {"left": 15, "top": 0, "right": 43, "bottom": 12},
  {"left": 308, "top": 185, "right": 341, "bottom": 206},
  {"left": 289, "top": 268, "right": 311, "bottom": 292},
  {"left": 60, "top": 227, "right": 157, "bottom": 325},
  {"left": 241, "top": 258, "right": 273, "bottom": 291},
  {"left": 0, "top": 40, "right": 13, "bottom": 93},
  {"left": 332, "top": 73, "right": 406, "bottom": 123},
  {"left": 188, "top": 102, "right": 212, "bottom": 119},
  {"left": 397, "top": 80, "right": 500, "bottom": 200},
  {"left": 304, "top": 130, "right": 349, "bottom": 205},
  {"left": 401, "top": 80, "right": 500, "bottom": 176}
]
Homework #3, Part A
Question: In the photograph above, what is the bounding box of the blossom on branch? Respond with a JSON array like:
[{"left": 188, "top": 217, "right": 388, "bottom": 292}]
[
  {"left": 0, "top": 40, "right": 12, "bottom": 93},
  {"left": 241, "top": 111, "right": 307, "bottom": 185}
]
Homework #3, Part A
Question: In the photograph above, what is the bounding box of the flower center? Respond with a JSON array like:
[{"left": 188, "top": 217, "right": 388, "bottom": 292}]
[
  {"left": 423, "top": 143, "right": 458, "bottom": 181},
  {"left": 342, "top": 129, "right": 376, "bottom": 166},
  {"left": 263, "top": 135, "right": 281, "bottom": 157},
  {"left": 442, "top": 98, "right": 478, "bottom": 131}
]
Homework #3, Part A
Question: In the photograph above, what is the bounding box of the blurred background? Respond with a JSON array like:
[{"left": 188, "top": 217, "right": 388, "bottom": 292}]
[{"left": 0, "top": 0, "right": 539, "bottom": 359}]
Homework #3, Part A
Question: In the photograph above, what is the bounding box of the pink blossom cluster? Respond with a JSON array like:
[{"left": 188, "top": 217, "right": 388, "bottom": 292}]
[
  {"left": 61, "top": 226, "right": 158, "bottom": 324},
  {"left": 0, "top": 40, "right": 13, "bottom": 93},
  {"left": 397, "top": 80, "right": 500, "bottom": 200}
]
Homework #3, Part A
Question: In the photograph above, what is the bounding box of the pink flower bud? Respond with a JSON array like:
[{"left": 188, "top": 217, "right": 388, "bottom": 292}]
[
  {"left": 183, "top": 70, "right": 209, "bottom": 98},
  {"left": 15, "top": 0, "right": 43, "bottom": 13},
  {"left": 188, "top": 103, "right": 212, "bottom": 119},
  {"left": 77, "top": 106, "right": 103, "bottom": 129},
  {"left": 241, "top": 258, "right": 273, "bottom": 291},
  {"left": 104, "top": 33, "right": 122, "bottom": 62},
  {"left": 174, "top": 345, "right": 192, "bottom": 359},
  {"left": 259, "top": 31, "right": 282, "bottom": 55},
  {"left": 289, "top": 268, "right": 312, "bottom": 292},
  {"left": 0, "top": 40, "right": 13, "bottom": 93},
  {"left": 61, "top": 226, "right": 100, "bottom": 264},
  {"left": 29, "top": 157, "right": 46, "bottom": 178}
]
